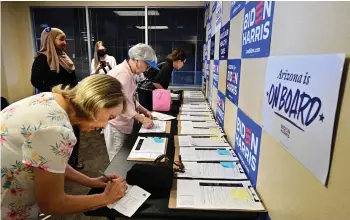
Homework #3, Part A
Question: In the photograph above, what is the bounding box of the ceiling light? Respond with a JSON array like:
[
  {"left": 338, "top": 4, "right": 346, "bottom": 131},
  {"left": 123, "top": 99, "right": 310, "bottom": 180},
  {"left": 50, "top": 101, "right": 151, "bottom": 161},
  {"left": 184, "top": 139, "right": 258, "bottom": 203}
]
[
  {"left": 114, "top": 10, "right": 159, "bottom": 16},
  {"left": 135, "top": 26, "right": 169, "bottom": 30}
]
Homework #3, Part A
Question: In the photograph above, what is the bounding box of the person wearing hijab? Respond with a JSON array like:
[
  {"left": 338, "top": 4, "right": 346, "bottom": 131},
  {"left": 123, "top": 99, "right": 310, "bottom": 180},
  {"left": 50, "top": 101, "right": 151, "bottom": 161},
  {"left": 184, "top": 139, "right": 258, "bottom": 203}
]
[
  {"left": 31, "top": 27, "right": 83, "bottom": 170},
  {"left": 91, "top": 41, "right": 117, "bottom": 75}
]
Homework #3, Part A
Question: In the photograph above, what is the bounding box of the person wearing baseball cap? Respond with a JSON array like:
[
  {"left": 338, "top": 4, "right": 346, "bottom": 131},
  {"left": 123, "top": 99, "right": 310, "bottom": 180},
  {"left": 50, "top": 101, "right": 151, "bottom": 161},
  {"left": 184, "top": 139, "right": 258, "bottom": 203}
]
[{"left": 105, "top": 43, "right": 158, "bottom": 162}]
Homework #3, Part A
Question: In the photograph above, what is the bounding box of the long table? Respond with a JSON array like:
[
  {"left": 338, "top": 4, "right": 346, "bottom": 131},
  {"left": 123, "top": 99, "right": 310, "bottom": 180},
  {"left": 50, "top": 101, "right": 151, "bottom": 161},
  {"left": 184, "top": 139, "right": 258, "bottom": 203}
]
[{"left": 84, "top": 90, "right": 259, "bottom": 219}]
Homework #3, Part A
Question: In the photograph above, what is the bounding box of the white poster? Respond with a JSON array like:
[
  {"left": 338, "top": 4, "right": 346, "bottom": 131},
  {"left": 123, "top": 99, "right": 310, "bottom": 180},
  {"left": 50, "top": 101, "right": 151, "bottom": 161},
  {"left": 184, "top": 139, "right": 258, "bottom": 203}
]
[
  {"left": 215, "top": 1, "right": 222, "bottom": 34},
  {"left": 262, "top": 54, "right": 345, "bottom": 185},
  {"left": 208, "top": 83, "right": 213, "bottom": 107}
]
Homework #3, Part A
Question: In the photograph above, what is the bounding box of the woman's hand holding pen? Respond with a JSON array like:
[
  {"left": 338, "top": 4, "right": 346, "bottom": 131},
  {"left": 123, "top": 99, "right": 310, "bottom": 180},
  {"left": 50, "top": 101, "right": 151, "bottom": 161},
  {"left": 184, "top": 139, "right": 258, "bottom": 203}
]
[
  {"left": 103, "top": 176, "right": 128, "bottom": 204},
  {"left": 142, "top": 116, "right": 154, "bottom": 129}
]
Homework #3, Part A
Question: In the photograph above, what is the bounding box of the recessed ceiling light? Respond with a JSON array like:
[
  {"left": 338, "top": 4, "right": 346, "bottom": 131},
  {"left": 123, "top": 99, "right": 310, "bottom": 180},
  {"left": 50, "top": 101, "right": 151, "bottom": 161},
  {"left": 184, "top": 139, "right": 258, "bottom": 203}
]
[
  {"left": 135, "top": 26, "right": 169, "bottom": 30},
  {"left": 114, "top": 10, "right": 159, "bottom": 16}
]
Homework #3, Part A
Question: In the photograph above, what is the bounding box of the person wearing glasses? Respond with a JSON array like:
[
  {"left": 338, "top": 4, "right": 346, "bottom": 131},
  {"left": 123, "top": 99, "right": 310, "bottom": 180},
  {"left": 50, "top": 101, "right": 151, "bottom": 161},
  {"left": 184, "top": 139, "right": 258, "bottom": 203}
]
[
  {"left": 152, "top": 48, "right": 187, "bottom": 89},
  {"left": 105, "top": 43, "right": 158, "bottom": 162}
]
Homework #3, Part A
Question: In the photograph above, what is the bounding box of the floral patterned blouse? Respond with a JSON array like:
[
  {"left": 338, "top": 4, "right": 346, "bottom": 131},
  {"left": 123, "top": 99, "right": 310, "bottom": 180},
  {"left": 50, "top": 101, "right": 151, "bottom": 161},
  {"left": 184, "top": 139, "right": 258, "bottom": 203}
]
[{"left": 1, "top": 93, "right": 77, "bottom": 219}]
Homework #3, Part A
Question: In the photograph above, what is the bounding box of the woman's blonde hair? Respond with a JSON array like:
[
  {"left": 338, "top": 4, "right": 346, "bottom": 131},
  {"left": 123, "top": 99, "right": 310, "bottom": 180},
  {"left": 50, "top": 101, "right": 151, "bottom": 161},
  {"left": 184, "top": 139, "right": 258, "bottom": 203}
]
[
  {"left": 52, "top": 74, "right": 126, "bottom": 121},
  {"left": 94, "top": 41, "right": 104, "bottom": 70}
]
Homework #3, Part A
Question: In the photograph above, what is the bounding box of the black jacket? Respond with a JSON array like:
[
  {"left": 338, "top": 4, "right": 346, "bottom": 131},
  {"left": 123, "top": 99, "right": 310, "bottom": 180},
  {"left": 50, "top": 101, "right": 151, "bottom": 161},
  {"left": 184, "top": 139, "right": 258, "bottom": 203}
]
[{"left": 31, "top": 54, "right": 78, "bottom": 92}]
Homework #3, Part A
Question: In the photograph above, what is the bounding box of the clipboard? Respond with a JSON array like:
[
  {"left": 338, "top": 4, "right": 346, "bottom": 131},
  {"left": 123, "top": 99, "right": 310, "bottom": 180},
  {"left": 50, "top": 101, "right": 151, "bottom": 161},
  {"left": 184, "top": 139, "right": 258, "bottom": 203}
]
[
  {"left": 127, "top": 138, "right": 168, "bottom": 162},
  {"left": 168, "top": 179, "right": 266, "bottom": 212}
]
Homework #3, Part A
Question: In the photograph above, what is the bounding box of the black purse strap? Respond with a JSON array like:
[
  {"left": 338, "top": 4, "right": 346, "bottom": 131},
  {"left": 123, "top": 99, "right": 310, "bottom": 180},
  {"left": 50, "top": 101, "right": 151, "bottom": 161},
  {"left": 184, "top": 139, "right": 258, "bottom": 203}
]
[{"left": 153, "top": 154, "right": 185, "bottom": 173}]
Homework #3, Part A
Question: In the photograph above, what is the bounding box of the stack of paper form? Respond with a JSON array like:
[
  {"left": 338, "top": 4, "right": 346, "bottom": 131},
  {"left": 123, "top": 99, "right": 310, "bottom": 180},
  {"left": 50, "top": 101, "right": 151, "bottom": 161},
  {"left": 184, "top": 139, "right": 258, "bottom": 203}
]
[
  {"left": 179, "top": 114, "right": 215, "bottom": 121},
  {"left": 151, "top": 111, "right": 176, "bottom": 120},
  {"left": 180, "top": 147, "right": 238, "bottom": 161},
  {"left": 176, "top": 161, "right": 247, "bottom": 180},
  {"left": 107, "top": 185, "right": 151, "bottom": 217},
  {"left": 175, "top": 180, "right": 265, "bottom": 211},
  {"left": 128, "top": 136, "right": 167, "bottom": 161},
  {"left": 178, "top": 136, "right": 229, "bottom": 147},
  {"left": 187, "top": 121, "right": 219, "bottom": 128},
  {"left": 181, "top": 108, "right": 211, "bottom": 112},
  {"left": 139, "top": 120, "right": 166, "bottom": 133},
  {"left": 179, "top": 121, "right": 223, "bottom": 135},
  {"left": 182, "top": 103, "right": 209, "bottom": 108}
]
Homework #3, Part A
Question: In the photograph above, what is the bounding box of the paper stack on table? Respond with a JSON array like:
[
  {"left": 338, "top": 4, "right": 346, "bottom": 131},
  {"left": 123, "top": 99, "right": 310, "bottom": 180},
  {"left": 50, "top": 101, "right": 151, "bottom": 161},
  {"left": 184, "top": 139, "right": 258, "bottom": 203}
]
[
  {"left": 176, "top": 161, "right": 247, "bottom": 180},
  {"left": 151, "top": 111, "right": 176, "bottom": 120},
  {"left": 175, "top": 179, "right": 265, "bottom": 211},
  {"left": 139, "top": 120, "right": 166, "bottom": 133},
  {"left": 178, "top": 135, "right": 229, "bottom": 147},
  {"left": 128, "top": 136, "right": 167, "bottom": 160},
  {"left": 179, "top": 114, "right": 215, "bottom": 121},
  {"left": 107, "top": 185, "right": 151, "bottom": 217},
  {"left": 179, "top": 121, "right": 222, "bottom": 135},
  {"left": 180, "top": 147, "right": 239, "bottom": 162}
]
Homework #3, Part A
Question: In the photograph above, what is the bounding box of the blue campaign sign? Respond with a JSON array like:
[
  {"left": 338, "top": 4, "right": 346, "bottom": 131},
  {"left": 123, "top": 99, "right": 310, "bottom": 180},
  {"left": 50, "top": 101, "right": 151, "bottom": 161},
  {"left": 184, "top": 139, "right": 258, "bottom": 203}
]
[
  {"left": 226, "top": 59, "right": 241, "bottom": 106},
  {"left": 234, "top": 108, "right": 262, "bottom": 187},
  {"left": 207, "top": 16, "right": 212, "bottom": 40},
  {"left": 210, "top": 36, "right": 215, "bottom": 60},
  {"left": 230, "top": 1, "right": 245, "bottom": 20},
  {"left": 213, "top": 60, "right": 219, "bottom": 88},
  {"left": 212, "top": 1, "right": 217, "bottom": 13},
  {"left": 241, "top": 1, "right": 275, "bottom": 58},
  {"left": 219, "top": 22, "right": 230, "bottom": 60},
  {"left": 216, "top": 90, "right": 226, "bottom": 128}
]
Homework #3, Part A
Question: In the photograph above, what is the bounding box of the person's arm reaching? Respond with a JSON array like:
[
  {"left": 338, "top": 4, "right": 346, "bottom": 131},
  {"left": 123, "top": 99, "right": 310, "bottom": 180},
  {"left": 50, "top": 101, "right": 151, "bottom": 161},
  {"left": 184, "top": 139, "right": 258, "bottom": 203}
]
[
  {"left": 28, "top": 127, "right": 127, "bottom": 215},
  {"left": 65, "top": 164, "right": 123, "bottom": 188},
  {"left": 31, "top": 54, "right": 51, "bottom": 92},
  {"left": 113, "top": 72, "right": 154, "bottom": 128}
]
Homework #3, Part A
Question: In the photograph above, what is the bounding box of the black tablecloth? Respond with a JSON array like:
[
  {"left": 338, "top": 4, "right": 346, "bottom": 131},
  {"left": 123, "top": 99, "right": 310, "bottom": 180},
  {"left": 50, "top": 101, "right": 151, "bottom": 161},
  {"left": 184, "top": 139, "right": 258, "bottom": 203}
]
[{"left": 84, "top": 90, "right": 259, "bottom": 219}]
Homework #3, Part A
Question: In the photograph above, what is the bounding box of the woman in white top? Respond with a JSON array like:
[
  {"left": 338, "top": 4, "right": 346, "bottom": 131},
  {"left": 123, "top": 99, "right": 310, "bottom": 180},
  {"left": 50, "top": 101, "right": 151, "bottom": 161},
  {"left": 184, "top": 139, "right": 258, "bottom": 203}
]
[
  {"left": 1, "top": 74, "right": 127, "bottom": 218},
  {"left": 91, "top": 41, "right": 117, "bottom": 75}
]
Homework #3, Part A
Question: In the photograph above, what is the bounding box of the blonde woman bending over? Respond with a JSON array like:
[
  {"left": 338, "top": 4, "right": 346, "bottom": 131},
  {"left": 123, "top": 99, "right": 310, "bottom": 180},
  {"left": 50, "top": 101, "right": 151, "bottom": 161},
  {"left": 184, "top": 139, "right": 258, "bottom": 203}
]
[
  {"left": 91, "top": 41, "right": 117, "bottom": 75},
  {"left": 1, "top": 74, "right": 127, "bottom": 219}
]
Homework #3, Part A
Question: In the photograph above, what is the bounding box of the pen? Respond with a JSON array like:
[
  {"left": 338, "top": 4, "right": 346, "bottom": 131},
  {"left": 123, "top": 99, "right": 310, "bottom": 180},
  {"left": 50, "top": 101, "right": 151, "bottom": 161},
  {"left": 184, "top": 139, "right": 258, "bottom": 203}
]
[{"left": 98, "top": 170, "right": 112, "bottom": 182}]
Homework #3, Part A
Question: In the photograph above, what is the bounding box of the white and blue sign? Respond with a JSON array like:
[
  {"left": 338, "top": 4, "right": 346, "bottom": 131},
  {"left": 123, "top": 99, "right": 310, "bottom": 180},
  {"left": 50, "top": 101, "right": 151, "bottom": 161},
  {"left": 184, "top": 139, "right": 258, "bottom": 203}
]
[
  {"left": 213, "top": 60, "right": 219, "bottom": 88},
  {"left": 262, "top": 54, "right": 346, "bottom": 185},
  {"left": 241, "top": 1, "right": 275, "bottom": 58},
  {"left": 212, "top": 1, "right": 217, "bottom": 13},
  {"left": 230, "top": 1, "right": 245, "bottom": 20},
  {"left": 215, "top": 1, "right": 222, "bottom": 33},
  {"left": 226, "top": 59, "right": 241, "bottom": 106},
  {"left": 207, "top": 16, "right": 212, "bottom": 40},
  {"left": 216, "top": 90, "right": 226, "bottom": 128},
  {"left": 235, "top": 108, "right": 262, "bottom": 187},
  {"left": 219, "top": 22, "right": 230, "bottom": 60},
  {"left": 210, "top": 36, "right": 215, "bottom": 60},
  {"left": 206, "top": 60, "right": 210, "bottom": 80}
]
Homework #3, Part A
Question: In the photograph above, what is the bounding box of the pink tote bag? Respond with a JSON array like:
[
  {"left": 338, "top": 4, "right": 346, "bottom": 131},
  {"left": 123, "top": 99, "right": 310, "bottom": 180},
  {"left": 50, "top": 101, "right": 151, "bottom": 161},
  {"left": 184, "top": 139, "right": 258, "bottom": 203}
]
[{"left": 152, "top": 89, "right": 171, "bottom": 111}]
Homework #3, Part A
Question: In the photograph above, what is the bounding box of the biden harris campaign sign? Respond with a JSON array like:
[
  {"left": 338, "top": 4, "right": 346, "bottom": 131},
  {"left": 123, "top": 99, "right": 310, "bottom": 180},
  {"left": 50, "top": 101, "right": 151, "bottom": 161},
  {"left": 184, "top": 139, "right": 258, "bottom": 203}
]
[
  {"left": 262, "top": 54, "right": 346, "bottom": 185},
  {"left": 235, "top": 108, "right": 262, "bottom": 187},
  {"left": 241, "top": 1, "right": 275, "bottom": 58},
  {"left": 219, "top": 22, "right": 230, "bottom": 60},
  {"left": 213, "top": 60, "right": 220, "bottom": 89},
  {"left": 216, "top": 90, "right": 225, "bottom": 128},
  {"left": 226, "top": 59, "right": 241, "bottom": 106},
  {"left": 230, "top": 1, "right": 245, "bottom": 20}
]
